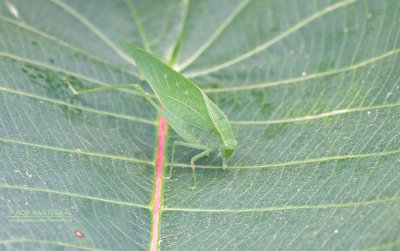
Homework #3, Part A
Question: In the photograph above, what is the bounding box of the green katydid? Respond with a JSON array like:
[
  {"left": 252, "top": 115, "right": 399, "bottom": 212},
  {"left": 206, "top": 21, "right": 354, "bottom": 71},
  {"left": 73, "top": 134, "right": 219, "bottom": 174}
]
[{"left": 68, "top": 42, "right": 237, "bottom": 189}]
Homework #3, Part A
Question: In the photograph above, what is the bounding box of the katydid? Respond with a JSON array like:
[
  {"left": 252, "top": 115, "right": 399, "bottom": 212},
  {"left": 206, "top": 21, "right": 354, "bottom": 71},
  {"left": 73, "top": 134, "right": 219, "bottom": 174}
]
[{"left": 69, "top": 42, "right": 237, "bottom": 189}]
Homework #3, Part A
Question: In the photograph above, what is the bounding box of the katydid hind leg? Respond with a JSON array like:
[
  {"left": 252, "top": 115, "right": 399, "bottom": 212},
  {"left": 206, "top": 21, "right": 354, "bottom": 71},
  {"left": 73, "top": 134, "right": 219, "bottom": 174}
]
[
  {"left": 190, "top": 147, "right": 215, "bottom": 189},
  {"left": 165, "top": 141, "right": 209, "bottom": 181},
  {"left": 164, "top": 141, "right": 176, "bottom": 180},
  {"left": 164, "top": 141, "right": 190, "bottom": 179}
]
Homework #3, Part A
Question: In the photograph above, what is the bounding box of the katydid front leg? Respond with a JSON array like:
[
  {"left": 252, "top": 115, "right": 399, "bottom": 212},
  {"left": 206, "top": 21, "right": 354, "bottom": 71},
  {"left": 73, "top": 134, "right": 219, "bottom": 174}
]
[
  {"left": 66, "top": 83, "right": 138, "bottom": 96},
  {"left": 67, "top": 82, "right": 167, "bottom": 120}
]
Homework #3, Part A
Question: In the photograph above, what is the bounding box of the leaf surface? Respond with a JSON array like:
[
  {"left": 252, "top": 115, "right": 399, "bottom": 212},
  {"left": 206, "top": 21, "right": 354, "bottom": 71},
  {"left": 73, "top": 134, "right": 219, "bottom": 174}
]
[{"left": 0, "top": 0, "right": 399, "bottom": 250}]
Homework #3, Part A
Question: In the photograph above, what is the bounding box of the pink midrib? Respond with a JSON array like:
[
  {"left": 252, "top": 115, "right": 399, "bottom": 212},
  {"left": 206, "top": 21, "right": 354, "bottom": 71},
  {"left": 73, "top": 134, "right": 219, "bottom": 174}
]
[{"left": 150, "top": 115, "right": 167, "bottom": 251}]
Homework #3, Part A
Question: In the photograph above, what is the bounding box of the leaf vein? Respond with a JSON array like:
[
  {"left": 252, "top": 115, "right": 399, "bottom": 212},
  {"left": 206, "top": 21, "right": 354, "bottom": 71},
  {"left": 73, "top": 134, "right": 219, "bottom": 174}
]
[
  {"left": 175, "top": 0, "right": 252, "bottom": 71},
  {"left": 204, "top": 48, "right": 400, "bottom": 92},
  {"left": 170, "top": 148, "right": 400, "bottom": 169},
  {"left": 48, "top": 0, "right": 136, "bottom": 66},
  {"left": 231, "top": 102, "right": 400, "bottom": 125},
  {"left": 0, "top": 137, "right": 154, "bottom": 165},
  {"left": 163, "top": 195, "right": 400, "bottom": 213},
  {"left": 0, "top": 86, "right": 156, "bottom": 125},
  {"left": 0, "top": 238, "right": 108, "bottom": 250},
  {"left": 0, "top": 51, "right": 141, "bottom": 96},
  {"left": 0, "top": 14, "right": 139, "bottom": 78},
  {"left": 185, "top": 0, "right": 358, "bottom": 77},
  {"left": 0, "top": 184, "right": 150, "bottom": 209}
]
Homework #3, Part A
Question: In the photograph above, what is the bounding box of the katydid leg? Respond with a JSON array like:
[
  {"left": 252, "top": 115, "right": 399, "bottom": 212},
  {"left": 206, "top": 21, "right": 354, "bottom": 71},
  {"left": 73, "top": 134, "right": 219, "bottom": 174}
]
[
  {"left": 165, "top": 140, "right": 209, "bottom": 179},
  {"left": 75, "top": 83, "right": 176, "bottom": 128},
  {"left": 189, "top": 147, "right": 215, "bottom": 189},
  {"left": 66, "top": 83, "right": 164, "bottom": 117},
  {"left": 134, "top": 85, "right": 179, "bottom": 122},
  {"left": 66, "top": 83, "right": 138, "bottom": 95}
]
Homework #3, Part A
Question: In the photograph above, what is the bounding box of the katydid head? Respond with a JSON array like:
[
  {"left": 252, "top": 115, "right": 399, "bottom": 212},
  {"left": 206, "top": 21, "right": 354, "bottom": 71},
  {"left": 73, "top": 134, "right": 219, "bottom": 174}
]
[{"left": 220, "top": 139, "right": 238, "bottom": 158}]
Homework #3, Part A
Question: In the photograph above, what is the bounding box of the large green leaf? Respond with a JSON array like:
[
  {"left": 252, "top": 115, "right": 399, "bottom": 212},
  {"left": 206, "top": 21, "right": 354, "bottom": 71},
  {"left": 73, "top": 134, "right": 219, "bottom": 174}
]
[{"left": 1, "top": 0, "right": 399, "bottom": 250}]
